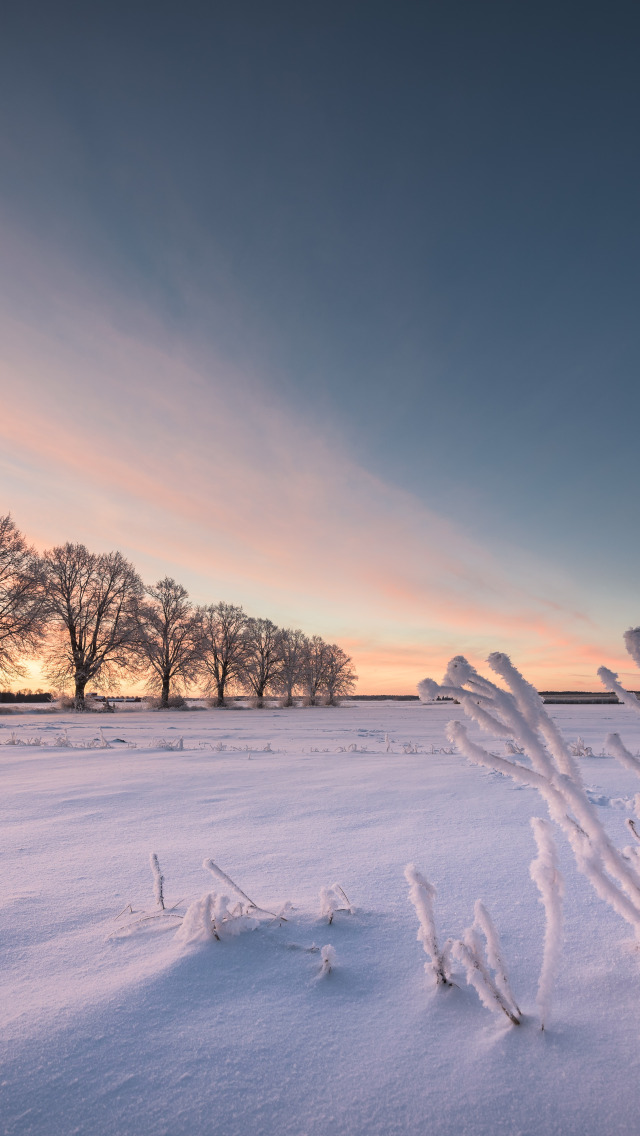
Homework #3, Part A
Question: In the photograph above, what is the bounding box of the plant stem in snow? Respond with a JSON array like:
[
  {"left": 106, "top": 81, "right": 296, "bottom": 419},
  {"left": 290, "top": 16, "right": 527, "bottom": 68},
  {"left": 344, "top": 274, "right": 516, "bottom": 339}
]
[
  {"left": 473, "top": 900, "right": 521, "bottom": 1017},
  {"left": 451, "top": 938, "right": 520, "bottom": 1025},
  {"left": 150, "top": 852, "right": 165, "bottom": 910},
  {"left": 529, "top": 818, "right": 564, "bottom": 1030},
  {"left": 404, "top": 864, "right": 451, "bottom": 986}
]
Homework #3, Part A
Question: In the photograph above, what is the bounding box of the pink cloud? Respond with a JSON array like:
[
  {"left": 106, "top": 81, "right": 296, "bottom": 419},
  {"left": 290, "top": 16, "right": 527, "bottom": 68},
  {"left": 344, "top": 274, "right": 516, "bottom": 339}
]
[{"left": 0, "top": 220, "right": 634, "bottom": 692}]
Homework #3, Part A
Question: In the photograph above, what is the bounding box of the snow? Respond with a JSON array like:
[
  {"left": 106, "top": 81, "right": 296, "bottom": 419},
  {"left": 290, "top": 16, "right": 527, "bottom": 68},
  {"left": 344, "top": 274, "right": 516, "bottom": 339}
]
[{"left": 3, "top": 701, "right": 640, "bottom": 1135}]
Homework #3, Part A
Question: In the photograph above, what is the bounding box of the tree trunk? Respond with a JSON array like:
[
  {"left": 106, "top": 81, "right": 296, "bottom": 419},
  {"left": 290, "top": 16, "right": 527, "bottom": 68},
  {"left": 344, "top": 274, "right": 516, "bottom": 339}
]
[
  {"left": 215, "top": 680, "right": 225, "bottom": 707},
  {"left": 161, "top": 675, "right": 170, "bottom": 708},
  {"left": 74, "top": 676, "right": 87, "bottom": 711}
]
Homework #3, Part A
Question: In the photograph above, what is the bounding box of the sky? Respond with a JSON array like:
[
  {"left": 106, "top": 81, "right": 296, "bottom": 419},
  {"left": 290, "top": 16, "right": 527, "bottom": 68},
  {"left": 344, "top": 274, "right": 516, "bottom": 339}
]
[{"left": 1, "top": 1, "right": 639, "bottom": 692}]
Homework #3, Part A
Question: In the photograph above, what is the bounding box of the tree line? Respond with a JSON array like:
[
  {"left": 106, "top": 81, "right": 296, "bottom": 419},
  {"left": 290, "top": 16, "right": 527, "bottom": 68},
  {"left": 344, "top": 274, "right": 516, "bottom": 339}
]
[{"left": 0, "top": 514, "right": 357, "bottom": 710}]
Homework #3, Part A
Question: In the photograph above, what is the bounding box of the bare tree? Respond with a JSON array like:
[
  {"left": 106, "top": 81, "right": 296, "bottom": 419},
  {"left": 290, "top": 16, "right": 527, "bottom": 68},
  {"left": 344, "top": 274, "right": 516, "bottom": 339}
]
[
  {"left": 137, "top": 578, "right": 201, "bottom": 707},
  {"left": 197, "top": 601, "right": 247, "bottom": 706},
  {"left": 0, "top": 514, "right": 47, "bottom": 683},
  {"left": 301, "top": 635, "right": 329, "bottom": 706},
  {"left": 323, "top": 644, "right": 357, "bottom": 705},
  {"left": 42, "top": 543, "right": 143, "bottom": 709},
  {"left": 275, "top": 628, "right": 308, "bottom": 707},
  {"left": 241, "top": 617, "right": 281, "bottom": 708}
]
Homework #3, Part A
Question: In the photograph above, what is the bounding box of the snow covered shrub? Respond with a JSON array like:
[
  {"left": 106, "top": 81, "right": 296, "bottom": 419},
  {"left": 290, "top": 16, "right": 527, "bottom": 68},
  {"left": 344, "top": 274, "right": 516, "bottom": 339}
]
[
  {"left": 529, "top": 818, "right": 564, "bottom": 1029},
  {"left": 404, "top": 864, "right": 451, "bottom": 986},
  {"left": 55, "top": 693, "right": 75, "bottom": 711},
  {"left": 319, "top": 884, "right": 353, "bottom": 924},
  {"left": 418, "top": 648, "right": 640, "bottom": 942}
]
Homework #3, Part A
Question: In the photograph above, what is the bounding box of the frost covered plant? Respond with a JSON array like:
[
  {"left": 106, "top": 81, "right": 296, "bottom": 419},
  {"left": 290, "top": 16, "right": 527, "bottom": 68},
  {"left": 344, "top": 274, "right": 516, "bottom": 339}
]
[
  {"left": 473, "top": 901, "right": 521, "bottom": 1019},
  {"left": 404, "top": 864, "right": 451, "bottom": 986},
  {"left": 4, "top": 732, "right": 42, "bottom": 746},
  {"left": 451, "top": 903, "right": 520, "bottom": 1026},
  {"left": 529, "top": 818, "right": 564, "bottom": 1030},
  {"left": 624, "top": 811, "right": 640, "bottom": 861},
  {"left": 176, "top": 858, "right": 288, "bottom": 946},
  {"left": 175, "top": 891, "right": 259, "bottom": 946},
  {"left": 598, "top": 630, "right": 640, "bottom": 892},
  {"left": 450, "top": 908, "right": 520, "bottom": 1026},
  {"left": 113, "top": 851, "right": 184, "bottom": 930},
  {"left": 418, "top": 653, "right": 640, "bottom": 941},
  {"left": 150, "top": 852, "right": 165, "bottom": 910},
  {"left": 568, "top": 736, "right": 593, "bottom": 757},
  {"left": 88, "top": 729, "right": 113, "bottom": 749},
  {"left": 175, "top": 893, "right": 216, "bottom": 945},
  {"left": 319, "top": 944, "right": 336, "bottom": 977},
  {"left": 598, "top": 629, "right": 640, "bottom": 717},
  {"left": 319, "top": 884, "right": 353, "bottom": 924},
  {"left": 203, "top": 858, "right": 288, "bottom": 922},
  {"left": 606, "top": 734, "right": 640, "bottom": 777}
]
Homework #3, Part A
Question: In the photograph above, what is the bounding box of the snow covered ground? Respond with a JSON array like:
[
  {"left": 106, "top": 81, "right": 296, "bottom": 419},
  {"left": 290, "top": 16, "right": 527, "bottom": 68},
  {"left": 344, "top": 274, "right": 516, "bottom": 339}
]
[{"left": 3, "top": 700, "right": 640, "bottom": 1136}]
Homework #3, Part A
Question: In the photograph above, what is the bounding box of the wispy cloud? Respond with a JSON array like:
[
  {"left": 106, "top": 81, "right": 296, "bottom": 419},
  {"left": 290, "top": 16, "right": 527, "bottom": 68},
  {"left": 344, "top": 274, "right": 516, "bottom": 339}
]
[{"left": 0, "top": 221, "right": 630, "bottom": 691}]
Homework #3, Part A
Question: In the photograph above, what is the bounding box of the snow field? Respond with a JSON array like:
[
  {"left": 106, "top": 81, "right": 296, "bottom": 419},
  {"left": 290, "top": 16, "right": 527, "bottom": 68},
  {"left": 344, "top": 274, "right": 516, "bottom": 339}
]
[{"left": 3, "top": 702, "right": 640, "bottom": 1135}]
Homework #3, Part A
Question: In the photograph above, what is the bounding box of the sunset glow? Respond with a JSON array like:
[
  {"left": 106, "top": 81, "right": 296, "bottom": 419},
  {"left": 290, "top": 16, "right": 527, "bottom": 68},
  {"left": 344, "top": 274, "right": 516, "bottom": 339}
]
[
  {"left": 1, "top": 5, "right": 638, "bottom": 695},
  {"left": 0, "top": 244, "right": 635, "bottom": 692}
]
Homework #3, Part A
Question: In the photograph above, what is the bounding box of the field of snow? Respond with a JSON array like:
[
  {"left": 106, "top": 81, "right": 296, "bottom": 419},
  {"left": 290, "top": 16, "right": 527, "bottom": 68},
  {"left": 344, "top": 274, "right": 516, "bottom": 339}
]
[{"left": 3, "top": 699, "right": 640, "bottom": 1136}]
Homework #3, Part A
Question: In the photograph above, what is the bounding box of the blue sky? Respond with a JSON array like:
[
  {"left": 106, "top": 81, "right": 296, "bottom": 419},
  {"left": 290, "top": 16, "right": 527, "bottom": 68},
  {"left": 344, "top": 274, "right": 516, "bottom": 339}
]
[{"left": 1, "top": 2, "right": 639, "bottom": 689}]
